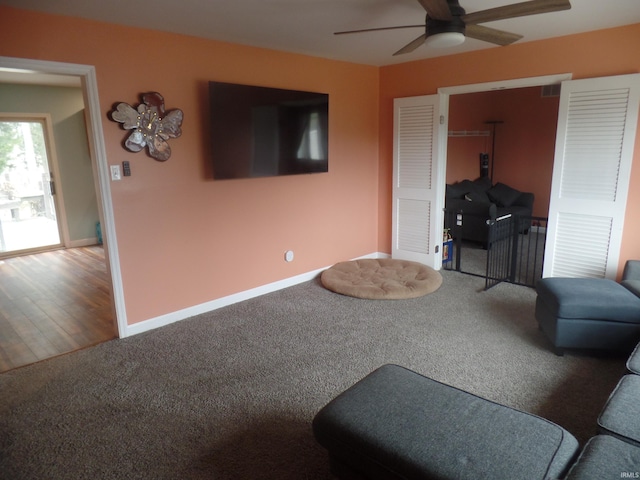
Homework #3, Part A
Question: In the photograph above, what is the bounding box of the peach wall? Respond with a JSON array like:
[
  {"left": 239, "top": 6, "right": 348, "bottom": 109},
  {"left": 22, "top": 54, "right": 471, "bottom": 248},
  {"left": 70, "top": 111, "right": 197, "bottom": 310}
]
[
  {"left": 0, "top": 7, "right": 380, "bottom": 325},
  {"left": 379, "top": 24, "right": 640, "bottom": 277},
  {"left": 447, "top": 87, "right": 559, "bottom": 217}
]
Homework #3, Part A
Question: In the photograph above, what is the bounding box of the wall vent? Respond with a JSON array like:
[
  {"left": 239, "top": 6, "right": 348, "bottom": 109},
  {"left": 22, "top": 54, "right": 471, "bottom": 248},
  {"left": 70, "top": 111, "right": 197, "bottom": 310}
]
[{"left": 541, "top": 84, "right": 561, "bottom": 97}]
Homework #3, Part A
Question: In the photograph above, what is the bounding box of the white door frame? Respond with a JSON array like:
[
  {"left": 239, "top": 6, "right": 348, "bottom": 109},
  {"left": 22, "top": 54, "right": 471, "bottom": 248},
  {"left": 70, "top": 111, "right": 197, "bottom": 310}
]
[
  {"left": 0, "top": 56, "right": 127, "bottom": 337},
  {"left": 437, "top": 74, "right": 573, "bottom": 96},
  {"left": 434, "top": 74, "right": 572, "bottom": 269}
]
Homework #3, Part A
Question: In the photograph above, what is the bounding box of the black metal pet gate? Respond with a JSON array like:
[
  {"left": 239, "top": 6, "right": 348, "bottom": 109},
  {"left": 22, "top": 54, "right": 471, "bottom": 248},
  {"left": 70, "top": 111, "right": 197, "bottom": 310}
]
[{"left": 443, "top": 209, "right": 548, "bottom": 290}]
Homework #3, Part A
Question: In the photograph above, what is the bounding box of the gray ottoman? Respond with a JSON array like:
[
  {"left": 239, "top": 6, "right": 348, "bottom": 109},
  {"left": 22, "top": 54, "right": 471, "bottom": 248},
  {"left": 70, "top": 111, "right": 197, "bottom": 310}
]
[
  {"left": 313, "top": 364, "right": 579, "bottom": 480},
  {"left": 565, "top": 435, "right": 640, "bottom": 479},
  {"left": 535, "top": 278, "right": 640, "bottom": 354},
  {"left": 597, "top": 374, "right": 640, "bottom": 446},
  {"left": 628, "top": 342, "right": 640, "bottom": 375}
]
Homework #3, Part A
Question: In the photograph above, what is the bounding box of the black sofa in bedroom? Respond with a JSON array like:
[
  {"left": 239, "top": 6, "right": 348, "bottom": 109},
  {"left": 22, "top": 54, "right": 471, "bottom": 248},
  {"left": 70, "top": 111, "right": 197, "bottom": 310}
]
[{"left": 445, "top": 176, "right": 535, "bottom": 245}]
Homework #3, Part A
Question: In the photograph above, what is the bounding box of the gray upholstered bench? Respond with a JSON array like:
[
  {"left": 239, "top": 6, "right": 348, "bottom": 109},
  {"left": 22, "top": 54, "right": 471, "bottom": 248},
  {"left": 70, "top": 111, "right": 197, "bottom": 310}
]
[
  {"left": 597, "top": 374, "right": 640, "bottom": 446},
  {"left": 565, "top": 434, "right": 640, "bottom": 479},
  {"left": 535, "top": 277, "right": 640, "bottom": 354},
  {"left": 312, "top": 364, "right": 579, "bottom": 480}
]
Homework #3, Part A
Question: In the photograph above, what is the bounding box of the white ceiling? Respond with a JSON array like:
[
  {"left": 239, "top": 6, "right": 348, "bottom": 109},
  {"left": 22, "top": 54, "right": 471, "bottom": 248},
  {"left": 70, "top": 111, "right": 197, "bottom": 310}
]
[{"left": 1, "top": 0, "right": 640, "bottom": 67}]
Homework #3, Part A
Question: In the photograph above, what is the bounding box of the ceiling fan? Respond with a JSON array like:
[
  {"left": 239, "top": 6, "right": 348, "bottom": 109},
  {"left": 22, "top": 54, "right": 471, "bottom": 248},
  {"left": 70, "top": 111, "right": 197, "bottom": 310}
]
[{"left": 334, "top": 0, "right": 571, "bottom": 56}]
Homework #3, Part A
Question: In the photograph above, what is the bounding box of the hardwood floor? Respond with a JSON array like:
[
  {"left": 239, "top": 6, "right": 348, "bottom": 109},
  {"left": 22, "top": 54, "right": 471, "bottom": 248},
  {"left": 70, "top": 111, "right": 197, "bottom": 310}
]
[{"left": 0, "top": 246, "right": 116, "bottom": 373}]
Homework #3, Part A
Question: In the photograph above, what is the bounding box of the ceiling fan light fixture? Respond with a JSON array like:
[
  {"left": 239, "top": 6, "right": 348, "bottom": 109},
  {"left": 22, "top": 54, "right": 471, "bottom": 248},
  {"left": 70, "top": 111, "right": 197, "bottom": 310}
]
[{"left": 424, "top": 31, "right": 465, "bottom": 48}]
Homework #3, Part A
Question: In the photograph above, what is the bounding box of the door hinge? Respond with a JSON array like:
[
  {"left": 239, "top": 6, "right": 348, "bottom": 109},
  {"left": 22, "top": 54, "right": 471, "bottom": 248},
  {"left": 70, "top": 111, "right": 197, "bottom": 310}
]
[
  {"left": 440, "top": 115, "right": 445, "bottom": 124},
  {"left": 50, "top": 180, "right": 56, "bottom": 195}
]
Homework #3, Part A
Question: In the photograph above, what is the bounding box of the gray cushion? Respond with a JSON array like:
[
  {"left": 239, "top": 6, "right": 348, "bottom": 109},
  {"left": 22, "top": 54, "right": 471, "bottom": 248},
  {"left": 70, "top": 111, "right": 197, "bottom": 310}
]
[
  {"left": 565, "top": 435, "right": 640, "bottom": 479},
  {"left": 622, "top": 279, "right": 640, "bottom": 298},
  {"left": 487, "top": 182, "right": 522, "bottom": 207},
  {"left": 536, "top": 278, "right": 640, "bottom": 324},
  {"left": 621, "top": 260, "right": 640, "bottom": 296},
  {"left": 623, "top": 260, "right": 640, "bottom": 282},
  {"left": 472, "top": 176, "right": 492, "bottom": 191},
  {"left": 597, "top": 374, "right": 640, "bottom": 446},
  {"left": 456, "top": 179, "right": 476, "bottom": 194},
  {"left": 464, "top": 189, "right": 491, "bottom": 203},
  {"left": 313, "top": 364, "right": 579, "bottom": 480},
  {"left": 628, "top": 342, "right": 640, "bottom": 375},
  {"left": 452, "top": 178, "right": 493, "bottom": 199},
  {"left": 446, "top": 183, "right": 468, "bottom": 199}
]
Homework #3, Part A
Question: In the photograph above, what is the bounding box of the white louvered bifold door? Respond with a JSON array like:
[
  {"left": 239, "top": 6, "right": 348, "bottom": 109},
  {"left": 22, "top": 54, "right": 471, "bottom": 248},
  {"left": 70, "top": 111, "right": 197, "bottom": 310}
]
[
  {"left": 543, "top": 74, "right": 640, "bottom": 279},
  {"left": 392, "top": 94, "right": 446, "bottom": 267}
]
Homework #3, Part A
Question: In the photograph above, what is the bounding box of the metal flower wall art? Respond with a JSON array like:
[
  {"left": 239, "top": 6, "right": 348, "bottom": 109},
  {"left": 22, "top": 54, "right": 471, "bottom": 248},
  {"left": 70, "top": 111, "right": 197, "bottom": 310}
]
[{"left": 110, "top": 92, "right": 183, "bottom": 161}]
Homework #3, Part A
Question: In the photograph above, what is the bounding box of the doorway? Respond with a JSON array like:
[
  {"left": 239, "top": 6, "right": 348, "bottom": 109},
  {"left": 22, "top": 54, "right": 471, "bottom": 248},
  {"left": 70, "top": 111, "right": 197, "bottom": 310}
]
[
  {"left": 442, "top": 83, "right": 560, "bottom": 288},
  {"left": 0, "top": 86, "right": 113, "bottom": 370},
  {"left": 0, "top": 116, "right": 64, "bottom": 256},
  {"left": 0, "top": 56, "right": 128, "bottom": 370},
  {"left": 435, "top": 75, "right": 571, "bottom": 279},
  {"left": 0, "top": 55, "right": 126, "bottom": 340},
  {"left": 438, "top": 73, "right": 640, "bottom": 280}
]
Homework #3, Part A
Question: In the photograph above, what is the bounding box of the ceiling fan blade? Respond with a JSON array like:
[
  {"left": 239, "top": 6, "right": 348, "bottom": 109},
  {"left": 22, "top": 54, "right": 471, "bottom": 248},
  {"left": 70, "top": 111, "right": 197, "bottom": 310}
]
[
  {"left": 393, "top": 33, "right": 428, "bottom": 56},
  {"left": 416, "top": 0, "right": 452, "bottom": 21},
  {"left": 462, "top": 0, "right": 571, "bottom": 25},
  {"left": 465, "top": 24, "right": 523, "bottom": 46},
  {"left": 334, "top": 24, "right": 424, "bottom": 35}
]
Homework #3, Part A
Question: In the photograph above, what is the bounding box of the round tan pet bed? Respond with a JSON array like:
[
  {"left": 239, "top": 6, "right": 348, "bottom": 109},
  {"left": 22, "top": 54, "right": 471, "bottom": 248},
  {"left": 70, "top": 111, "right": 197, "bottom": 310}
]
[{"left": 320, "top": 258, "right": 442, "bottom": 300}]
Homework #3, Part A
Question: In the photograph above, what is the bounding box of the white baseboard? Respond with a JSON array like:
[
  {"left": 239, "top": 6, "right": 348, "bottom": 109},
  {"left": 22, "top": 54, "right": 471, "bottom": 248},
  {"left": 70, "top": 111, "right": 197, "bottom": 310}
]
[
  {"left": 68, "top": 237, "right": 100, "bottom": 248},
  {"left": 124, "top": 251, "right": 389, "bottom": 338}
]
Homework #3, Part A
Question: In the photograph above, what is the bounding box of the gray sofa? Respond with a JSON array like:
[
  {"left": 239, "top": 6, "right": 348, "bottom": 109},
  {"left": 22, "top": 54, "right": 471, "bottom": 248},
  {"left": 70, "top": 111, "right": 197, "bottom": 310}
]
[
  {"left": 445, "top": 177, "right": 534, "bottom": 245},
  {"left": 313, "top": 345, "right": 640, "bottom": 479},
  {"left": 565, "top": 342, "right": 640, "bottom": 478}
]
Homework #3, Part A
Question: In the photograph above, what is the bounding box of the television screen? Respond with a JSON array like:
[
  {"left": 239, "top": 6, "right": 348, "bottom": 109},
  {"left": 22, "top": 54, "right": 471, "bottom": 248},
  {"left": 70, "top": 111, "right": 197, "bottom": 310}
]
[{"left": 209, "top": 81, "right": 329, "bottom": 180}]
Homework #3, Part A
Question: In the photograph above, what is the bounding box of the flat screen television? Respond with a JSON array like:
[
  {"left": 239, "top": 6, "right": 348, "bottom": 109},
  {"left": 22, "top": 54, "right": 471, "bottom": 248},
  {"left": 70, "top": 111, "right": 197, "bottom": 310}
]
[{"left": 209, "top": 81, "right": 329, "bottom": 180}]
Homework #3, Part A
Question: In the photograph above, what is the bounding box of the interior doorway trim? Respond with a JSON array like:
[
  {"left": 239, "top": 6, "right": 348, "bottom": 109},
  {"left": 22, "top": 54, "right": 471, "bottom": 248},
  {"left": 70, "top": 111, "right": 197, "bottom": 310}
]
[
  {"left": 431, "top": 73, "right": 572, "bottom": 270},
  {"left": 0, "top": 55, "right": 127, "bottom": 337},
  {"left": 437, "top": 73, "right": 573, "bottom": 96}
]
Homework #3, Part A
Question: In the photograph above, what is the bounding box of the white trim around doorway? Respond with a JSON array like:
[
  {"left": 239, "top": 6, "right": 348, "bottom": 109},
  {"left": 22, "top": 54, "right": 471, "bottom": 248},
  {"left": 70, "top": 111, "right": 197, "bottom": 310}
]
[
  {"left": 433, "top": 73, "right": 572, "bottom": 270},
  {"left": 0, "top": 56, "right": 128, "bottom": 338},
  {"left": 437, "top": 73, "right": 573, "bottom": 96}
]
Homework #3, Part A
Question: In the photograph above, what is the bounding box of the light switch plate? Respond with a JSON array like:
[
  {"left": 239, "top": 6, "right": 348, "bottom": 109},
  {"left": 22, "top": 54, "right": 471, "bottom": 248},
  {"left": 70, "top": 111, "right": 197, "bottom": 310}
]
[{"left": 110, "top": 165, "right": 121, "bottom": 181}]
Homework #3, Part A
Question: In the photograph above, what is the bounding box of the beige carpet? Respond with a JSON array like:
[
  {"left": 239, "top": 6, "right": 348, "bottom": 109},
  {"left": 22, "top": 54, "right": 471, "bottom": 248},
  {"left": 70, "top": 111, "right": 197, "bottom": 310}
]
[{"left": 321, "top": 258, "right": 443, "bottom": 300}]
